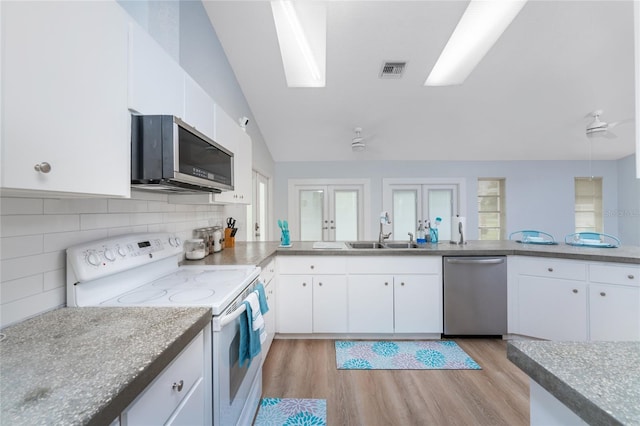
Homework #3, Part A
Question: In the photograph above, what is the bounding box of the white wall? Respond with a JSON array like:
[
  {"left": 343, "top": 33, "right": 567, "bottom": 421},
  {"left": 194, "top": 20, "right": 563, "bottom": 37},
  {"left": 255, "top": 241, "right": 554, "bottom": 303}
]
[
  {"left": 0, "top": 191, "right": 225, "bottom": 327},
  {"left": 275, "top": 158, "right": 634, "bottom": 243},
  {"left": 617, "top": 154, "right": 640, "bottom": 246}
]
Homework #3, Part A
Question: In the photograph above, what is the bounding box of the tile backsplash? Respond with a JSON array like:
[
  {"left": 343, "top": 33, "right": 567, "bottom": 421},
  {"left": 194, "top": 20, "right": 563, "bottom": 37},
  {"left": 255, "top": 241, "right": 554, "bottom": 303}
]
[{"left": 0, "top": 190, "right": 227, "bottom": 327}]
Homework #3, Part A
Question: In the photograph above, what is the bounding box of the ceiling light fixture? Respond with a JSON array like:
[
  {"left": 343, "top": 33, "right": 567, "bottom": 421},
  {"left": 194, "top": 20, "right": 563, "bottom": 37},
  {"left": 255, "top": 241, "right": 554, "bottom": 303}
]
[
  {"left": 271, "top": 0, "right": 326, "bottom": 87},
  {"left": 425, "top": 0, "right": 527, "bottom": 86}
]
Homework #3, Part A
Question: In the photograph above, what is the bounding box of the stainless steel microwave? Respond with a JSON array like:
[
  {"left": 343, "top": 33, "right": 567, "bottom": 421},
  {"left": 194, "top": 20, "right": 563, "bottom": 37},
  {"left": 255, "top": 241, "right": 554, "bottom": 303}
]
[{"left": 131, "top": 115, "right": 234, "bottom": 193}]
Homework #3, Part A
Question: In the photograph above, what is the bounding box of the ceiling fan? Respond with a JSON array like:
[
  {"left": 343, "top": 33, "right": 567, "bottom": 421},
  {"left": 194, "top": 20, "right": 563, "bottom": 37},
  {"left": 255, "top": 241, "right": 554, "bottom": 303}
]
[
  {"left": 585, "top": 110, "right": 631, "bottom": 139},
  {"left": 352, "top": 127, "right": 366, "bottom": 152}
]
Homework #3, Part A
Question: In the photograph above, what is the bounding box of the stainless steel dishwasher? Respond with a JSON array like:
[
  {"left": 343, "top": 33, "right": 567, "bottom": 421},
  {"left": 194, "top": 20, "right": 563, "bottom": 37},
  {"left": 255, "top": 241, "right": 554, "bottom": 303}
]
[{"left": 443, "top": 256, "right": 507, "bottom": 336}]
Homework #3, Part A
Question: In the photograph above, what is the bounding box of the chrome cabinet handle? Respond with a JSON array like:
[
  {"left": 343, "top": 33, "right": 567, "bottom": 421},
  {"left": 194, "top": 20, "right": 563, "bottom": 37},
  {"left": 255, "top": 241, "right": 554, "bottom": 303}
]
[
  {"left": 302, "top": 282, "right": 307, "bottom": 287},
  {"left": 548, "top": 267, "right": 554, "bottom": 272},
  {"left": 572, "top": 289, "right": 578, "bottom": 294},
  {"left": 401, "top": 282, "right": 405, "bottom": 286},
  {"left": 600, "top": 292, "right": 606, "bottom": 297},
  {"left": 628, "top": 275, "right": 635, "bottom": 280},
  {"left": 172, "top": 380, "right": 184, "bottom": 392},
  {"left": 310, "top": 265, "right": 314, "bottom": 270},
  {"left": 384, "top": 282, "right": 389, "bottom": 286},
  {"left": 34, "top": 162, "right": 51, "bottom": 173},
  {"left": 318, "top": 282, "right": 323, "bottom": 286}
]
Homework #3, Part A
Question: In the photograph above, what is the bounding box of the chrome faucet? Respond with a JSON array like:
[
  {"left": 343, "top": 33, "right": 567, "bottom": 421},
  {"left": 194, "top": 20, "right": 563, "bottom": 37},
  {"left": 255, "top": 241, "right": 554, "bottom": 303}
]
[
  {"left": 379, "top": 211, "right": 392, "bottom": 244},
  {"left": 408, "top": 232, "right": 414, "bottom": 244},
  {"left": 457, "top": 221, "right": 465, "bottom": 245}
]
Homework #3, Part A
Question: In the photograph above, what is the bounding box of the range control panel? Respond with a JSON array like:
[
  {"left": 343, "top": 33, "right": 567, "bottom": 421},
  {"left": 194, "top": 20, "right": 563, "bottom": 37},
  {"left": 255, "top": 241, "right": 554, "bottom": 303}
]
[{"left": 66, "top": 233, "right": 183, "bottom": 282}]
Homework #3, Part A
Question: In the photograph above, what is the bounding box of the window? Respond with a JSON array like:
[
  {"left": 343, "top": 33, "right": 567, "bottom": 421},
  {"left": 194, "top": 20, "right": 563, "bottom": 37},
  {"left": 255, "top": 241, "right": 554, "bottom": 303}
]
[
  {"left": 478, "top": 178, "right": 506, "bottom": 240},
  {"left": 575, "top": 177, "right": 603, "bottom": 233}
]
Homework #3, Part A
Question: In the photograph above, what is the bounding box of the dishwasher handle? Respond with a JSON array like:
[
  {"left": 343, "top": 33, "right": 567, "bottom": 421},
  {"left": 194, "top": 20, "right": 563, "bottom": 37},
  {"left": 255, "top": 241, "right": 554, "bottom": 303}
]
[{"left": 445, "top": 258, "right": 505, "bottom": 265}]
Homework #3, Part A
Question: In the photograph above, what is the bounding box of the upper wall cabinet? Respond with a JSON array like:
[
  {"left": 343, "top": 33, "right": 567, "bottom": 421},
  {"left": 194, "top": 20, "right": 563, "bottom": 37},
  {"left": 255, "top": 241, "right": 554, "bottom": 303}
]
[
  {"left": 1, "top": 1, "right": 131, "bottom": 197},
  {"left": 184, "top": 75, "right": 215, "bottom": 140},
  {"left": 214, "top": 106, "right": 252, "bottom": 204},
  {"left": 128, "top": 22, "right": 184, "bottom": 119}
]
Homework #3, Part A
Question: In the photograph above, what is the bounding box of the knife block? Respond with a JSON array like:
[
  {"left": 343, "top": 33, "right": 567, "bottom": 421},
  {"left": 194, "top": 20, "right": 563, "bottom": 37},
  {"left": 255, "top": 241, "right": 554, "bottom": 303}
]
[{"left": 224, "top": 228, "right": 234, "bottom": 248}]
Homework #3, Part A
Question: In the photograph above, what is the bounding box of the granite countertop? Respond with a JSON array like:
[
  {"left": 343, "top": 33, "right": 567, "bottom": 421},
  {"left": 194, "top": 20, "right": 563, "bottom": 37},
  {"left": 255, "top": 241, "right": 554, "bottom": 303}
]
[
  {"left": 182, "top": 240, "right": 640, "bottom": 267},
  {"left": 0, "top": 306, "right": 211, "bottom": 426},
  {"left": 507, "top": 341, "right": 640, "bottom": 425}
]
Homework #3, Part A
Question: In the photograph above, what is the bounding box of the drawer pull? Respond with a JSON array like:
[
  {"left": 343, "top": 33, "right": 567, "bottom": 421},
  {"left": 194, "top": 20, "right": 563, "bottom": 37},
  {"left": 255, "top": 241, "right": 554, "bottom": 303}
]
[
  {"left": 548, "top": 267, "right": 554, "bottom": 272},
  {"left": 401, "top": 282, "right": 405, "bottom": 286},
  {"left": 384, "top": 282, "right": 389, "bottom": 286},
  {"left": 600, "top": 292, "right": 606, "bottom": 297},
  {"left": 172, "top": 380, "right": 184, "bottom": 392},
  {"left": 303, "top": 282, "right": 307, "bottom": 287},
  {"left": 310, "top": 265, "right": 314, "bottom": 270},
  {"left": 572, "top": 289, "right": 578, "bottom": 294},
  {"left": 34, "top": 162, "right": 52, "bottom": 173},
  {"left": 318, "top": 282, "right": 323, "bottom": 286},
  {"left": 628, "top": 275, "right": 635, "bottom": 280}
]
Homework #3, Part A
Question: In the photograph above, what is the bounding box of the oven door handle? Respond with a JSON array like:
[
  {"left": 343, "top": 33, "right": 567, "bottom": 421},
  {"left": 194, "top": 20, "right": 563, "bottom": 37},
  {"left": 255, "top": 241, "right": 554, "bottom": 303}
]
[{"left": 217, "top": 303, "right": 247, "bottom": 330}]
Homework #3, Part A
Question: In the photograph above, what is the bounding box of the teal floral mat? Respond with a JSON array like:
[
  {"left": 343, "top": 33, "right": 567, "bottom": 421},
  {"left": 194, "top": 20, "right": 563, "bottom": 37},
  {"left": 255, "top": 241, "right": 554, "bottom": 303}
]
[
  {"left": 335, "top": 340, "right": 481, "bottom": 370},
  {"left": 253, "top": 398, "right": 326, "bottom": 426}
]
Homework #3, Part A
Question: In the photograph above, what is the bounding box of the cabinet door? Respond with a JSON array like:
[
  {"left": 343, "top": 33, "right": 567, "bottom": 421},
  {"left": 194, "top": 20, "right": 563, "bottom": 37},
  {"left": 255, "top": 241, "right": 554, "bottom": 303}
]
[
  {"left": 518, "top": 276, "right": 587, "bottom": 341},
  {"left": 313, "top": 275, "right": 348, "bottom": 333},
  {"left": 589, "top": 284, "right": 640, "bottom": 341},
  {"left": 183, "top": 74, "right": 215, "bottom": 140},
  {"left": 2, "top": 1, "right": 130, "bottom": 197},
  {"left": 394, "top": 275, "right": 442, "bottom": 333},
  {"left": 262, "top": 278, "right": 277, "bottom": 355},
  {"left": 128, "top": 22, "right": 184, "bottom": 117},
  {"left": 348, "top": 275, "right": 394, "bottom": 333},
  {"left": 277, "top": 275, "right": 312, "bottom": 333}
]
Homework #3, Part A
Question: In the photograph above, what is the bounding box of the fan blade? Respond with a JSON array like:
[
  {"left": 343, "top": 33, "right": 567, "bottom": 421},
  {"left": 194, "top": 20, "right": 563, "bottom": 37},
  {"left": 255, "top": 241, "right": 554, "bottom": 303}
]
[
  {"left": 608, "top": 118, "right": 633, "bottom": 129},
  {"left": 602, "top": 131, "right": 617, "bottom": 139}
]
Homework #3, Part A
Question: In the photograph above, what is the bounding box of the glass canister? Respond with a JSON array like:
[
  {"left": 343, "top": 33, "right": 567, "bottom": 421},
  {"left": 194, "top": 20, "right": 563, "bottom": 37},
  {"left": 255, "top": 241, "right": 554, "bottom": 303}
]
[
  {"left": 212, "top": 226, "right": 223, "bottom": 252},
  {"left": 184, "top": 239, "right": 206, "bottom": 260},
  {"left": 194, "top": 228, "right": 210, "bottom": 256}
]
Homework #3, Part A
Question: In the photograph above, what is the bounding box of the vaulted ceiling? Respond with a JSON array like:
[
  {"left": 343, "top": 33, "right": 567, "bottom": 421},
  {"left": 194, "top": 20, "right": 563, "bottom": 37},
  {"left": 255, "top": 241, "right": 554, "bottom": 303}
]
[{"left": 204, "top": 1, "right": 636, "bottom": 162}]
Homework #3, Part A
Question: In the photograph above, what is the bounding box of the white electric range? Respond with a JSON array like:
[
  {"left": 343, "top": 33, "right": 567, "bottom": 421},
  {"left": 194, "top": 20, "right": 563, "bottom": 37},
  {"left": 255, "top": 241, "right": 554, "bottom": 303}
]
[{"left": 66, "top": 233, "right": 263, "bottom": 426}]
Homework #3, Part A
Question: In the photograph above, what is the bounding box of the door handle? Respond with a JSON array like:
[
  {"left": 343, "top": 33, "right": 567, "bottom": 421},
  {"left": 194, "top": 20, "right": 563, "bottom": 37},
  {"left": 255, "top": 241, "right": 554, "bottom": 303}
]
[{"left": 445, "top": 258, "right": 504, "bottom": 265}]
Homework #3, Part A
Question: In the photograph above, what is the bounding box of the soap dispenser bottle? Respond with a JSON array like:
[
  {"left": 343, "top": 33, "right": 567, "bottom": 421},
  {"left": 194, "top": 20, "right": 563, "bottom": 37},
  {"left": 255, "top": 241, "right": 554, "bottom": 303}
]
[{"left": 416, "top": 220, "right": 426, "bottom": 245}]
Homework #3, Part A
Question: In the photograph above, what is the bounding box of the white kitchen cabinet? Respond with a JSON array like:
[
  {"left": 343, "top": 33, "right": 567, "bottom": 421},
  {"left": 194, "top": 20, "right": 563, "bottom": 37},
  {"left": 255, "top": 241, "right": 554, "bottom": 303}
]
[
  {"left": 184, "top": 74, "right": 215, "bottom": 140},
  {"left": 517, "top": 275, "right": 588, "bottom": 341},
  {"left": 589, "top": 283, "right": 639, "bottom": 341},
  {"left": 128, "top": 22, "right": 184, "bottom": 118},
  {"left": 120, "top": 328, "right": 210, "bottom": 425},
  {"left": 1, "top": 1, "right": 130, "bottom": 197},
  {"left": 214, "top": 106, "right": 252, "bottom": 204},
  {"left": 588, "top": 263, "right": 640, "bottom": 341},
  {"left": 348, "top": 275, "right": 394, "bottom": 333},
  {"left": 261, "top": 258, "right": 277, "bottom": 356},
  {"left": 394, "top": 274, "right": 442, "bottom": 333},
  {"left": 277, "top": 275, "right": 313, "bottom": 334},
  {"left": 313, "top": 275, "right": 348, "bottom": 333}
]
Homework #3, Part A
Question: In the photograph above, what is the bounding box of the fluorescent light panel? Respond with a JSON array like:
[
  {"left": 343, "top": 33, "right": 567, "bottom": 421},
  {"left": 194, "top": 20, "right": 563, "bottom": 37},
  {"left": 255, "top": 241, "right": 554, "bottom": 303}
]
[
  {"left": 271, "top": 1, "right": 326, "bottom": 87},
  {"left": 425, "top": 0, "right": 527, "bottom": 86}
]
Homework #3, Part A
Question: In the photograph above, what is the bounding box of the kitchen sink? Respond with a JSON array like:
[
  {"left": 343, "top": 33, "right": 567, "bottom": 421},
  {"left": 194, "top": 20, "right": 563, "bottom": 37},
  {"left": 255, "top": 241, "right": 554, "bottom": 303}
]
[
  {"left": 347, "top": 242, "right": 384, "bottom": 249},
  {"left": 384, "top": 242, "right": 419, "bottom": 249}
]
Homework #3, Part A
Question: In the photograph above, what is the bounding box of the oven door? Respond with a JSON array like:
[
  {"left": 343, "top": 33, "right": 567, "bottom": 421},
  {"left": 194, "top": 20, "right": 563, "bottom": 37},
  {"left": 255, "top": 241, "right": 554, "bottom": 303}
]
[{"left": 213, "top": 305, "right": 262, "bottom": 426}]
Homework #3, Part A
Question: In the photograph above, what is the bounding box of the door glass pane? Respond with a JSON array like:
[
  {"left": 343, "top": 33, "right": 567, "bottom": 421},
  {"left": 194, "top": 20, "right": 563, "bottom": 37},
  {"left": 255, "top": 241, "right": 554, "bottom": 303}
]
[
  {"left": 334, "top": 190, "right": 358, "bottom": 241},
  {"left": 299, "top": 190, "right": 324, "bottom": 241},
  {"left": 392, "top": 190, "right": 417, "bottom": 241},
  {"left": 428, "top": 189, "right": 452, "bottom": 242}
]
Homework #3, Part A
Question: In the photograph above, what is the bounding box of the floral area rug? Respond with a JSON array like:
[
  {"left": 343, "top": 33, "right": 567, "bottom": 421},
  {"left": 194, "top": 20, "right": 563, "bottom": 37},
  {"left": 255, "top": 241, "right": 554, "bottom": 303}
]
[
  {"left": 253, "top": 398, "right": 326, "bottom": 426},
  {"left": 335, "top": 340, "right": 481, "bottom": 370}
]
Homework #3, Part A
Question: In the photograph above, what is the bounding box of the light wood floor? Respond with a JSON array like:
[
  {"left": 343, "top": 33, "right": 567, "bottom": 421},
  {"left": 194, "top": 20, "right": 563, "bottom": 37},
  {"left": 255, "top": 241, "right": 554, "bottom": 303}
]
[{"left": 260, "top": 338, "right": 529, "bottom": 426}]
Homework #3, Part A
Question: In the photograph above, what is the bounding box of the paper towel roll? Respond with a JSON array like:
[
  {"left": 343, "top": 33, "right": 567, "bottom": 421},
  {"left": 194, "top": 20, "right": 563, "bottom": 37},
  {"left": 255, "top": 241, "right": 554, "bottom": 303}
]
[{"left": 451, "top": 216, "right": 466, "bottom": 243}]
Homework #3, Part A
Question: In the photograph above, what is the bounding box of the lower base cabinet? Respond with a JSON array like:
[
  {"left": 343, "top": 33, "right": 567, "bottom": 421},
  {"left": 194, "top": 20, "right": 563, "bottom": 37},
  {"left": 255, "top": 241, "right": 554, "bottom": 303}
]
[
  {"left": 589, "top": 283, "right": 640, "bottom": 341},
  {"left": 277, "top": 275, "right": 313, "bottom": 334},
  {"left": 120, "top": 327, "right": 210, "bottom": 425},
  {"left": 394, "top": 274, "right": 442, "bottom": 333},
  {"left": 348, "top": 275, "right": 394, "bottom": 333}
]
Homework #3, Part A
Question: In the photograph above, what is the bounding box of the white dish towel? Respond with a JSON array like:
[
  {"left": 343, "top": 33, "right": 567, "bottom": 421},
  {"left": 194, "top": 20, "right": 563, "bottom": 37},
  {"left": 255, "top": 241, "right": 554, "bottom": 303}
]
[{"left": 246, "top": 291, "right": 266, "bottom": 343}]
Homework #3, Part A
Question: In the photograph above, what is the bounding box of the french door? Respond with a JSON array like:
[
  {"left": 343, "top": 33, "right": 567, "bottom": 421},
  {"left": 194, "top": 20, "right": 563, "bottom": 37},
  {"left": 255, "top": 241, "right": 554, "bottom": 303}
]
[
  {"left": 290, "top": 181, "right": 367, "bottom": 241},
  {"left": 384, "top": 181, "right": 461, "bottom": 242}
]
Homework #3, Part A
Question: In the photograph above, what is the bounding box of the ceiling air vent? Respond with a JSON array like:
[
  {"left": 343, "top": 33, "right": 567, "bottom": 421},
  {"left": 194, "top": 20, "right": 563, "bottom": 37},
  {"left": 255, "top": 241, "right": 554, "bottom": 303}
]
[{"left": 379, "top": 61, "right": 406, "bottom": 79}]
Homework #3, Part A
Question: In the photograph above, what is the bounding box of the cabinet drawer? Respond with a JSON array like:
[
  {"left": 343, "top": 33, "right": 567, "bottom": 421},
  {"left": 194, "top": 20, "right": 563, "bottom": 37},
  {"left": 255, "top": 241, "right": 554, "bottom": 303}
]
[
  {"left": 122, "top": 331, "right": 204, "bottom": 425},
  {"left": 348, "top": 256, "right": 441, "bottom": 274},
  {"left": 278, "top": 256, "right": 346, "bottom": 274},
  {"left": 589, "top": 263, "right": 639, "bottom": 287},
  {"left": 260, "top": 258, "right": 276, "bottom": 284},
  {"left": 518, "top": 257, "right": 586, "bottom": 281}
]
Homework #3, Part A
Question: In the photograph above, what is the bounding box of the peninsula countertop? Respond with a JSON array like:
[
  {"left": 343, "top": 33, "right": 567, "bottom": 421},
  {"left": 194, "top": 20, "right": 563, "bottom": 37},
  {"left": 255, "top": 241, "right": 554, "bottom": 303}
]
[
  {"left": 182, "top": 240, "right": 640, "bottom": 268},
  {"left": 507, "top": 340, "right": 640, "bottom": 425},
  {"left": 0, "top": 306, "right": 211, "bottom": 426}
]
